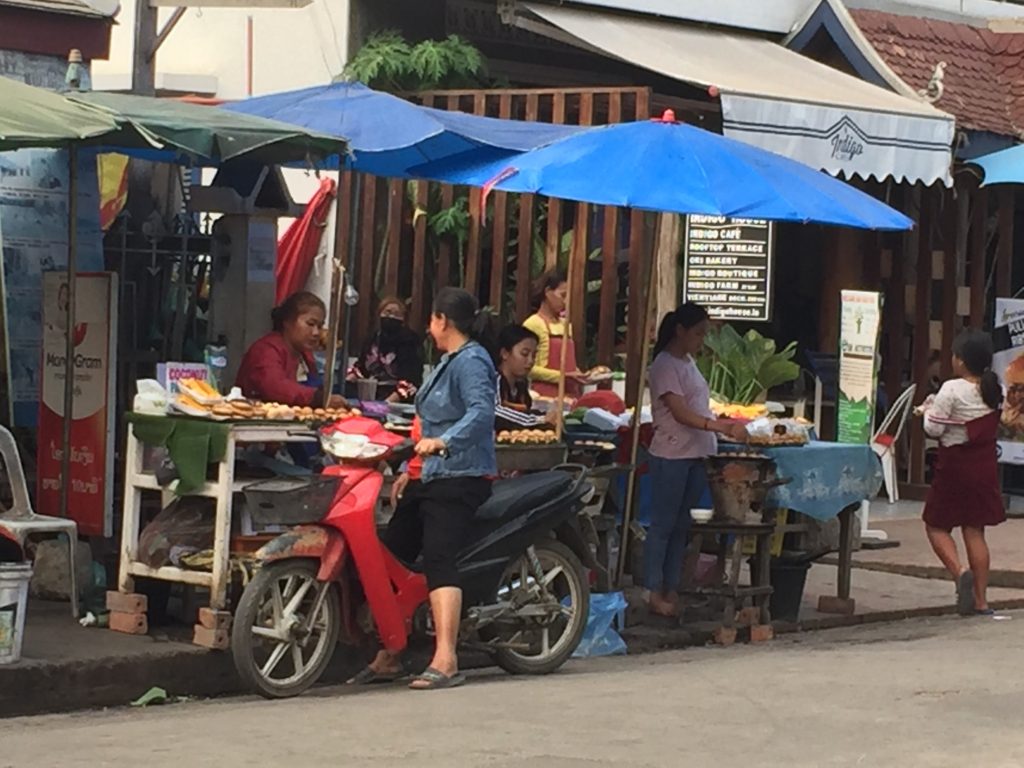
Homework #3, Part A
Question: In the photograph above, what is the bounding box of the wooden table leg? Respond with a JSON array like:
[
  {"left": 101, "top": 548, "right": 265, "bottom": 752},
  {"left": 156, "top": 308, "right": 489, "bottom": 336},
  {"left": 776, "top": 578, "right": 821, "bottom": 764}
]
[
  {"left": 723, "top": 536, "right": 744, "bottom": 628},
  {"left": 756, "top": 529, "right": 772, "bottom": 625},
  {"left": 208, "top": 434, "right": 236, "bottom": 612},
  {"left": 817, "top": 503, "right": 857, "bottom": 615},
  {"left": 117, "top": 428, "right": 142, "bottom": 596}
]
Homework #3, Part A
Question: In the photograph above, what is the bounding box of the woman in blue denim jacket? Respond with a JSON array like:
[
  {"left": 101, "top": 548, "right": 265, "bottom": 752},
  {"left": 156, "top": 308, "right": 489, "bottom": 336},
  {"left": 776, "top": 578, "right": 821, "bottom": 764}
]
[{"left": 351, "top": 287, "right": 496, "bottom": 691}]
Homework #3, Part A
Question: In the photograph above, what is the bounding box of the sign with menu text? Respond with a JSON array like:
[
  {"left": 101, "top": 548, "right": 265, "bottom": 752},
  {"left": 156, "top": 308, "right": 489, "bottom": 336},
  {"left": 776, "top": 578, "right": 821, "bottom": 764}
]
[{"left": 681, "top": 215, "right": 774, "bottom": 322}]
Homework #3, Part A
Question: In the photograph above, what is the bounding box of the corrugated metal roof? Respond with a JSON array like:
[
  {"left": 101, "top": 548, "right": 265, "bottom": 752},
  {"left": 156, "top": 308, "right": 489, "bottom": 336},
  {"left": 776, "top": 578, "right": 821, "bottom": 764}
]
[{"left": 0, "top": 0, "right": 112, "bottom": 18}]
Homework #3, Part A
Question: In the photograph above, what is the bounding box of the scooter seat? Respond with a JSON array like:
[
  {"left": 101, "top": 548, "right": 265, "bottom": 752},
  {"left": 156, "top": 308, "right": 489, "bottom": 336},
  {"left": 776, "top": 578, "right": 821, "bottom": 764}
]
[{"left": 475, "top": 472, "right": 574, "bottom": 522}]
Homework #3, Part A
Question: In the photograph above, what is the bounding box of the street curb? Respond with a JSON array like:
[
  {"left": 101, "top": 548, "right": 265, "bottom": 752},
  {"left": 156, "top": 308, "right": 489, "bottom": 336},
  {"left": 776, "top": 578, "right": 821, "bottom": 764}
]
[
  {"left": 0, "top": 639, "right": 483, "bottom": 719},
  {"left": 820, "top": 556, "right": 1024, "bottom": 589},
  {"left": 622, "top": 598, "right": 1024, "bottom": 655},
  {"left": 8, "top": 599, "right": 1024, "bottom": 719}
]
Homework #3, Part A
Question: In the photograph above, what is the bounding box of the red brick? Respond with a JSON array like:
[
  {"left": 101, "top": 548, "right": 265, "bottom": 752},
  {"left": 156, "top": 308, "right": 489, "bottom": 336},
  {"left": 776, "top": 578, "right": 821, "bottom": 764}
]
[
  {"left": 109, "top": 611, "right": 148, "bottom": 635},
  {"left": 197, "top": 608, "right": 233, "bottom": 632},
  {"left": 817, "top": 595, "right": 856, "bottom": 615},
  {"left": 750, "top": 624, "right": 775, "bottom": 643},
  {"left": 192, "top": 625, "right": 229, "bottom": 650},
  {"left": 713, "top": 627, "right": 737, "bottom": 647},
  {"left": 106, "top": 591, "right": 147, "bottom": 614}
]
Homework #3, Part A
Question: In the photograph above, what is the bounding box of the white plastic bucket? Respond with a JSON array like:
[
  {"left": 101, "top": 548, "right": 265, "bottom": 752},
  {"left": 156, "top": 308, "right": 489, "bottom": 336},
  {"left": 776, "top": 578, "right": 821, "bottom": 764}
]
[{"left": 0, "top": 563, "right": 32, "bottom": 665}]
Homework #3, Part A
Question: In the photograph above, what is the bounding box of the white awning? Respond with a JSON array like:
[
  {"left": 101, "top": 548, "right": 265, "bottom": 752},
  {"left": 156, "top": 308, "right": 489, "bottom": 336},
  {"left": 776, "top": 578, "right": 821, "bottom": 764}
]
[{"left": 521, "top": 3, "right": 955, "bottom": 186}]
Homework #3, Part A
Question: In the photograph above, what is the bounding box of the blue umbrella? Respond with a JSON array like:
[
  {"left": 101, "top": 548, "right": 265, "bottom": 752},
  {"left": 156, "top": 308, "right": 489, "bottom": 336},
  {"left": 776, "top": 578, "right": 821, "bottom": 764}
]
[
  {"left": 412, "top": 110, "right": 913, "bottom": 230},
  {"left": 225, "top": 81, "right": 584, "bottom": 177},
  {"left": 971, "top": 145, "right": 1024, "bottom": 186}
]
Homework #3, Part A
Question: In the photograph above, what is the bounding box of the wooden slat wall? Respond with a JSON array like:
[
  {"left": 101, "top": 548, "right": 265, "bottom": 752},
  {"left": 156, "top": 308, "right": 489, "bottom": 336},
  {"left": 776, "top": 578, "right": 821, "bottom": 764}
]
[
  {"left": 910, "top": 185, "right": 933, "bottom": 486},
  {"left": 968, "top": 186, "right": 988, "bottom": 330},
  {"left": 335, "top": 86, "right": 654, "bottom": 375}
]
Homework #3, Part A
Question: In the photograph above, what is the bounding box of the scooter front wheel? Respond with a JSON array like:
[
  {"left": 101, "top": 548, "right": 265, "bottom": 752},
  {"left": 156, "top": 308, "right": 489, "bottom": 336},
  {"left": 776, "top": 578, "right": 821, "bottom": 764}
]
[{"left": 231, "top": 560, "right": 340, "bottom": 699}]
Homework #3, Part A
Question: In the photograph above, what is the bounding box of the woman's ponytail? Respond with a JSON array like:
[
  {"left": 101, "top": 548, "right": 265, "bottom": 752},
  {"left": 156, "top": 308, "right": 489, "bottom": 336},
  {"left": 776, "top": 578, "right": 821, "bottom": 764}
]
[
  {"left": 653, "top": 313, "right": 677, "bottom": 357},
  {"left": 470, "top": 308, "right": 499, "bottom": 363},
  {"left": 980, "top": 370, "right": 1003, "bottom": 411}
]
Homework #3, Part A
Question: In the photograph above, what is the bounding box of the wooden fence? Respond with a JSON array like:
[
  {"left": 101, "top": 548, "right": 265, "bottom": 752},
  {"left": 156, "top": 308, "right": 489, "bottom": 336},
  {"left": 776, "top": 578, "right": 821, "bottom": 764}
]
[{"left": 334, "top": 87, "right": 656, "bottom": 387}]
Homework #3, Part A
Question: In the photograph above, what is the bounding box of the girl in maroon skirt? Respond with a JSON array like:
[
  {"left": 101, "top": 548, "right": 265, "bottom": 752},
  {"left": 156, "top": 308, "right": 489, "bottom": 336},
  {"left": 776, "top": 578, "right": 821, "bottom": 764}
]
[{"left": 921, "top": 330, "right": 1005, "bottom": 616}]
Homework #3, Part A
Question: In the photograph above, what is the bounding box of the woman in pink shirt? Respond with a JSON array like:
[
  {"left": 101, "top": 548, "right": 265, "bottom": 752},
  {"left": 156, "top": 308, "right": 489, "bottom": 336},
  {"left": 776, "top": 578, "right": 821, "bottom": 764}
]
[{"left": 644, "top": 304, "right": 747, "bottom": 617}]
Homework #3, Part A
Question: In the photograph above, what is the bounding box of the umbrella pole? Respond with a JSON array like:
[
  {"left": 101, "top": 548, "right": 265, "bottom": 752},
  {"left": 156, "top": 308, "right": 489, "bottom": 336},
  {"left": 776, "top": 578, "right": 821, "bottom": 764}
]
[
  {"left": 555, "top": 250, "right": 575, "bottom": 441},
  {"left": 60, "top": 145, "right": 78, "bottom": 521},
  {"left": 340, "top": 174, "right": 362, "bottom": 391},
  {"left": 615, "top": 214, "right": 661, "bottom": 586},
  {"left": 321, "top": 183, "right": 347, "bottom": 407}
]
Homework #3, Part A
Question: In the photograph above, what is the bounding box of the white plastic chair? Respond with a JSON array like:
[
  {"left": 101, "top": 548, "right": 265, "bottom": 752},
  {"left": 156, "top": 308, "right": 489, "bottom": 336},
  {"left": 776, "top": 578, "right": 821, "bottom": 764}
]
[
  {"left": 871, "top": 384, "right": 917, "bottom": 505},
  {"left": 0, "top": 426, "right": 78, "bottom": 618}
]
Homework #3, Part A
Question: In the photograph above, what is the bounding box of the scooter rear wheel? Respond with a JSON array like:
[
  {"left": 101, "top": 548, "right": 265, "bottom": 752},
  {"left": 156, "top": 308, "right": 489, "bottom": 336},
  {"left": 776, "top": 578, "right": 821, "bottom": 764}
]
[
  {"left": 494, "top": 540, "right": 590, "bottom": 676},
  {"left": 231, "top": 560, "right": 340, "bottom": 699}
]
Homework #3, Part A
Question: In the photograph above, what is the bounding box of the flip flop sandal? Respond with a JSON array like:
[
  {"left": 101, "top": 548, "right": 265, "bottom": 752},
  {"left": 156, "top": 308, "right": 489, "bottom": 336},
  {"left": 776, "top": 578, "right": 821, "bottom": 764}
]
[
  {"left": 956, "top": 571, "right": 976, "bottom": 616},
  {"left": 346, "top": 666, "right": 405, "bottom": 685},
  {"left": 409, "top": 667, "right": 466, "bottom": 690},
  {"left": 974, "top": 608, "right": 995, "bottom": 616}
]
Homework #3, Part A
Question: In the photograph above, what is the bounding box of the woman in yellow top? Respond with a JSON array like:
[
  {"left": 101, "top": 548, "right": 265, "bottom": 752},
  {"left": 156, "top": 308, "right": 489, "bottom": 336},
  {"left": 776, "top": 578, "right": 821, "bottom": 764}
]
[{"left": 523, "top": 268, "right": 589, "bottom": 399}]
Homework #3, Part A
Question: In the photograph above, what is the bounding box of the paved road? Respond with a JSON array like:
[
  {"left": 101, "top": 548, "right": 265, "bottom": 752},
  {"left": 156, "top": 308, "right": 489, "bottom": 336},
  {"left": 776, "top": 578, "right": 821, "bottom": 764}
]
[{"left": 3, "top": 614, "right": 1023, "bottom": 768}]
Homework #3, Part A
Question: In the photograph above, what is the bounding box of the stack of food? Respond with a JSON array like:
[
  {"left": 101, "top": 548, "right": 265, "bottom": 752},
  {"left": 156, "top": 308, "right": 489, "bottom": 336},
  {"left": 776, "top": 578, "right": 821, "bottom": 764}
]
[
  {"left": 497, "top": 429, "right": 560, "bottom": 445},
  {"left": 743, "top": 417, "right": 811, "bottom": 446},
  {"left": 709, "top": 399, "right": 769, "bottom": 420},
  {"left": 172, "top": 390, "right": 357, "bottom": 423}
]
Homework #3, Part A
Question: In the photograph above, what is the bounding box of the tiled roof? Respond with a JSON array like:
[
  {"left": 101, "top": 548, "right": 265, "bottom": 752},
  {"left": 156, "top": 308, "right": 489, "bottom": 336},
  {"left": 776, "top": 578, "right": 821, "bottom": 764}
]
[
  {"left": 0, "top": 0, "right": 111, "bottom": 18},
  {"left": 850, "top": 8, "right": 1024, "bottom": 139}
]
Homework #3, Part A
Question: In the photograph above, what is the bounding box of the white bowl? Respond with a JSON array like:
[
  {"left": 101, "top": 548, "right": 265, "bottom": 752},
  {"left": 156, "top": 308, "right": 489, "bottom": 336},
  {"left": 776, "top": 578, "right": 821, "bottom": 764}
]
[{"left": 690, "top": 508, "right": 714, "bottom": 524}]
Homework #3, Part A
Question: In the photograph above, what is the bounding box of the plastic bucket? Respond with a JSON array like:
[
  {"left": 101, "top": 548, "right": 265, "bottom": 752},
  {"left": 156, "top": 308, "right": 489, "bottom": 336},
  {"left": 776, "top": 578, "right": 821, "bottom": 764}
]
[
  {"left": 0, "top": 562, "right": 32, "bottom": 665},
  {"left": 769, "top": 560, "right": 810, "bottom": 623}
]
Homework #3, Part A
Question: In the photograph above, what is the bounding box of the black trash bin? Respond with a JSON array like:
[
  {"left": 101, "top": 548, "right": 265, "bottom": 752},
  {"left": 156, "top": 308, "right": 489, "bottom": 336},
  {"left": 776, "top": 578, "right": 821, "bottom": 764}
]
[{"left": 769, "top": 560, "right": 811, "bottom": 623}]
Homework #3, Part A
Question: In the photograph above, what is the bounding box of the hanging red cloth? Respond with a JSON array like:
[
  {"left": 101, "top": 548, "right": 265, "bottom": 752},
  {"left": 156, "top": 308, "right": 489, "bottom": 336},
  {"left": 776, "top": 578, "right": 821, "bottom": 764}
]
[{"left": 275, "top": 177, "right": 336, "bottom": 305}]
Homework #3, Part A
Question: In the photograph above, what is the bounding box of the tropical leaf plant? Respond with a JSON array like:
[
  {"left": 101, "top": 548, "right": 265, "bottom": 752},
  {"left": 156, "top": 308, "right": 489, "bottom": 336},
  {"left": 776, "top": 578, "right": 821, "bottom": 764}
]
[
  {"left": 343, "top": 31, "right": 487, "bottom": 92},
  {"left": 696, "top": 325, "right": 799, "bottom": 405}
]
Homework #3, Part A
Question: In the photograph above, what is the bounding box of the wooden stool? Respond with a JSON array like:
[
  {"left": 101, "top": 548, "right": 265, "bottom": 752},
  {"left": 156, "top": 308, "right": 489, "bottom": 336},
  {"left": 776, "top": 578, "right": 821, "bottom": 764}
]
[{"left": 681, "top": 521, "right": 775, "bottom": 628}]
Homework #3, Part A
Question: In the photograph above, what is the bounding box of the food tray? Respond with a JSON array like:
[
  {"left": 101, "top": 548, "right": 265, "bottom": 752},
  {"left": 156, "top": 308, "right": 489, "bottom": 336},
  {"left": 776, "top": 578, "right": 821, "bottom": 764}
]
[
  {"left": 496, "top": 444, "right": 568, "bottom": 473},
  {"left": 243, "top": 475, "right": 341, "bottom": 526}
]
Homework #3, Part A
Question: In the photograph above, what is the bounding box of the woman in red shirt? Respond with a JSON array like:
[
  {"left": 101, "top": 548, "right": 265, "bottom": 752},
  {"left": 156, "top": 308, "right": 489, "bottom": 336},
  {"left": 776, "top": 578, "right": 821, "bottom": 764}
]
[{"left": 235, "top": 291, "right": 347, "bottom": 408}]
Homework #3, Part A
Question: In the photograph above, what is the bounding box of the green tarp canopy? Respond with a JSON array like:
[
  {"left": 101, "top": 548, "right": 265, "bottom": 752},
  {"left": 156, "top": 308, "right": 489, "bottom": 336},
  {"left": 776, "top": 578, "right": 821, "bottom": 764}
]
[
  {"left": 70, "top": 91, "right": 347, "bottom": 166},
  {"left": 0, "top": 76, "right": 125, "bottom": 150}
]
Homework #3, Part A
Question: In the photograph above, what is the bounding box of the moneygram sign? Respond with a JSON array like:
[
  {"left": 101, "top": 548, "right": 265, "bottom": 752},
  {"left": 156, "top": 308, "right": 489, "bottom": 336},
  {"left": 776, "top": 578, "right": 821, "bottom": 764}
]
[{"left": 681, "top": 215, "right": 774, "bottom": 322}]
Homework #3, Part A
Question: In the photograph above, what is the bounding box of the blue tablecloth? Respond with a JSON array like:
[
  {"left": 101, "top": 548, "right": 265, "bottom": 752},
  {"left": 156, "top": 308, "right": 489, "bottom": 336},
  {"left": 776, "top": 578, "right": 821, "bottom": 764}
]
[{"left": 724, "top": 441, "right": 882, "bottom": 521}]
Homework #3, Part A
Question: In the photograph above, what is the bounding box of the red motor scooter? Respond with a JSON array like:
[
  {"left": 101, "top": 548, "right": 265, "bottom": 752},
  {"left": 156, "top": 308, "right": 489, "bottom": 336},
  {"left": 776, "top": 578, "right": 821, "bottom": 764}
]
[{"left": 231, "top": 417, "right": 595, "bottom": 699}]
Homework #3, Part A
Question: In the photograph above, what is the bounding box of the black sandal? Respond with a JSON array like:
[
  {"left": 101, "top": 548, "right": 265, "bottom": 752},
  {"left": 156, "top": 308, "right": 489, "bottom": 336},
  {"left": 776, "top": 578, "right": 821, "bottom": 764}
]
[{"left": 409, "top": 667, "right": 466, "bottom": 690}]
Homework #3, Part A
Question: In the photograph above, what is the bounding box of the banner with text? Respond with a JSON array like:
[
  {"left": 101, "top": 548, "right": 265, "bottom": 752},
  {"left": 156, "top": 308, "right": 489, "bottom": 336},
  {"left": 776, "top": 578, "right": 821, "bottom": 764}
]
[
  {"left": 37, "top": 272, "right": 117, "bottom": 537},
  {"left": 681, "top": 215, "right": 774, "bottom": 322},
  {"left": 993, "top": 298, "right": 1024, "bottom": 465},
  {"left": 837, "top": 290, "right": 882, "bottom": 444}
]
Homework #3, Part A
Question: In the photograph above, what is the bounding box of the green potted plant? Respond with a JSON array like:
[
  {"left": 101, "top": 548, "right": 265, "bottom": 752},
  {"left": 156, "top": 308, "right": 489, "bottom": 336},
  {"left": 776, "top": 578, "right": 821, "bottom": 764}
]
[{"left": 696, "top": 325, "right": 800, "bottom": 405}]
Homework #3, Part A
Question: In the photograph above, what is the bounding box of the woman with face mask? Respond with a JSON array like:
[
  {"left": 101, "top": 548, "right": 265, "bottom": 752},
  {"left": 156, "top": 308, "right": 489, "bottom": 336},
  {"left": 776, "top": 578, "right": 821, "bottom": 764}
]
[{"left": 350, "top": 297, "right": 423, "bottom": 402}]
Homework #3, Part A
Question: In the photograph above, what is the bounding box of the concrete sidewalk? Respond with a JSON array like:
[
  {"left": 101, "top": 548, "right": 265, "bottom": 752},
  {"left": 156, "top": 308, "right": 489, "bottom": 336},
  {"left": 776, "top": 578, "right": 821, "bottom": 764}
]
[{"left": 7, "top": 500, "right": 1024, "bottom": 718}]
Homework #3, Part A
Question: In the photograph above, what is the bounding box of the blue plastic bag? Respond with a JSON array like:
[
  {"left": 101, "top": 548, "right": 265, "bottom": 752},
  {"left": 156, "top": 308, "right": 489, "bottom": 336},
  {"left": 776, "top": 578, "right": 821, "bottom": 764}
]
[{"left": 572, "top": 591, "right": 628, "bottom": 658}]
